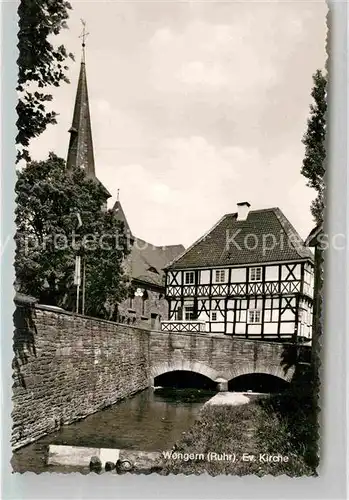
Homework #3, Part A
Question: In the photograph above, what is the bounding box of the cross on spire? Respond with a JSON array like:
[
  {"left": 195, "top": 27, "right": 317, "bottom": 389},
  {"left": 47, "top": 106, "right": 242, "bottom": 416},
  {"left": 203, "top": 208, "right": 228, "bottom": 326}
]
[{"left": 79, "top": 19, "right": 89, "bottom": 62}]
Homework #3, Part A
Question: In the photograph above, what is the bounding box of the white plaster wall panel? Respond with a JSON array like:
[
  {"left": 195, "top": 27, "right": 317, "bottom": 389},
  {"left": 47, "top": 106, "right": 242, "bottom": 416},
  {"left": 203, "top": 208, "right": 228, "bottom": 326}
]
[
  {"left": 264, "top": 310, "right": 271, "bottom": 322},
  {"left": 264, "top": 323, "right": 278, "bottom": 334},
  {"left": 235, "top": 323, "right": 245, "bottom": 334},
  {"left": 248, "top": 324, "right": 262, "bottom": 334},
  {"left": 230, "top": 268, "right": 246, "bottom": 283},
  {"left": 265, "top": 266, "right": 278, "bottom": 281},
  {"left": 281, "top": 309, "right": 295, "bottom": 321},
  {"left": 280, "top": 322, "right": 294, "bottom": 334},
  {"left": 200, "top": 270, "right": 210, "bottom": 284}
]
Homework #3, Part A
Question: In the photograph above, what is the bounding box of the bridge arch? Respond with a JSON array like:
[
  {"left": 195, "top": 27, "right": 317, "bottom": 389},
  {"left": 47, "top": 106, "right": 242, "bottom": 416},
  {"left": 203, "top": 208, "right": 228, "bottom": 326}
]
[
  {"left": 224, "top": 362, "right": 294, "bottom": 383},
  {"left": 228, "top": 372, "right": 290, "bottom": 393},
  {"left": 150, "top": 360, "right": 220, "bottom": 384}
]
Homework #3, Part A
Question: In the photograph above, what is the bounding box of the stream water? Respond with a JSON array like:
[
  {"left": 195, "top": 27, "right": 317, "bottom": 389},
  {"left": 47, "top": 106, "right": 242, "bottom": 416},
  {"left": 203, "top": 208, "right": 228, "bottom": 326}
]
[{"left": 12, "top": 387, "right": 215, "bottom": 473}]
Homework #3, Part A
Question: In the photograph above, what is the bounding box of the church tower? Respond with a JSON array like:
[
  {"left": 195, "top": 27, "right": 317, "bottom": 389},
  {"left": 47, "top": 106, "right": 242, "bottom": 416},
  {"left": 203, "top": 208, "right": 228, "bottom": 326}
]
[{"left": 66, "top": 21, "right": 110, "bottom": 200}]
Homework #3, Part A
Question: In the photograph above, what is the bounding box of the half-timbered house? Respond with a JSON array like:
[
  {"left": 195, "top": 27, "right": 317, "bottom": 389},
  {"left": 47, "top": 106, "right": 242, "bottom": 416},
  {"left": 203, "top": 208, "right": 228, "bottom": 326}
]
[{"left": 162, "top": 202, "right": 314, "bottom": 342}]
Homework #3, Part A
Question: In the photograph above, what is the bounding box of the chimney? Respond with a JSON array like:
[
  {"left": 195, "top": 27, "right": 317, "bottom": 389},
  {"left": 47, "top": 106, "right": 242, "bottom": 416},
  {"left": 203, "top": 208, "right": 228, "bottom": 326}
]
[{"left": 236, "top": 202, "right": 251, "bottom": 221}]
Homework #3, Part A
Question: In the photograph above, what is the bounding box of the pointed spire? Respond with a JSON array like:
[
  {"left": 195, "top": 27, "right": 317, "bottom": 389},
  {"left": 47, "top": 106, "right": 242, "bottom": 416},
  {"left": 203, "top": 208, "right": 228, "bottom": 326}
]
[
  {"left": 112, "top": 198, "right": 134, "bottom": 242},
  {"left": 66, "top": 20, "right": 95, "bottom": 178}
]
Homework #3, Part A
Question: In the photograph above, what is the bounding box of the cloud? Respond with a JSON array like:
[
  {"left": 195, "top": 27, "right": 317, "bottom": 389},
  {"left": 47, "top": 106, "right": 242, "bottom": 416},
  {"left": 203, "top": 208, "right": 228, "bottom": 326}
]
[
  {"left": 99, "top": 135, "right": 314, "bottom": 247},
  {"left": 177, "top": 61, "right": 228, "bottom": 87},
  {"left": 149, "top": 27, "right": 174, "bottom": 47},
  {"left": 148, "top": 13, "right": 312, "bottom": 97},
  {"left": 100, "top": 136, "right": 261, "bottom": 246}
]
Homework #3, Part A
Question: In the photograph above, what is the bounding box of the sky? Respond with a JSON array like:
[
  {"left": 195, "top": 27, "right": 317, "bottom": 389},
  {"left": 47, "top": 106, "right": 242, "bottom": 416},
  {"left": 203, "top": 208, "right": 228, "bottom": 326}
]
[{"left": 28, "top": 0, "right": 327, "bottom": 248}]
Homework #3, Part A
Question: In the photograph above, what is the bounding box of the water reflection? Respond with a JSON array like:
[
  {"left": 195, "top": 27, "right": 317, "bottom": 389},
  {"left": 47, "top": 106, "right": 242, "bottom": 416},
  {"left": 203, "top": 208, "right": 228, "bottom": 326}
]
[{"left": 12, "top": 387, "right": 215, "bottom": 473}]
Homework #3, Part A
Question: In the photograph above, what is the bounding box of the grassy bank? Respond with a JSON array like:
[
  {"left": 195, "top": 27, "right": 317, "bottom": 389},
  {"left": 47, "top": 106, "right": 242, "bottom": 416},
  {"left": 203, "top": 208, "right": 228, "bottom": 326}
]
[{"left": 162, "top": 391, "right": 317, "bottom": 476}]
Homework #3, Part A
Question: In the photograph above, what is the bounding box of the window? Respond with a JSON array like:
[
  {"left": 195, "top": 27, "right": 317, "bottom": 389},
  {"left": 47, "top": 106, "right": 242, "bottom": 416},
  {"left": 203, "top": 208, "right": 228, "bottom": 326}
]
[
  {"left": 250, "top": 267, "right": 262, "bottom": 282},
  {"left": 141, "top": 291, "right": 148, "bottom": 316},
  {"left": 185, "top": 271, "right": 195, "bottom": 285},
  {"left": 148, "top": 266, "right": 159, "bottom": 274},
  {"left": 210, "top": 311, "right": 218, "bottom": 322},
  {"left": 214, "top": 269, "right": 226, "bottom": 283},
  {"left": 176, "top": 306, "right": 183, "bottom": 321},
  {"left": 248, "top": 309, "right": 261, "bottom": 324},
  {"left": 184, "top": 305, "right": 195, "bottom": 321},
  {"left": 151, "top": 313, "right": 158, "bottom": 328}
]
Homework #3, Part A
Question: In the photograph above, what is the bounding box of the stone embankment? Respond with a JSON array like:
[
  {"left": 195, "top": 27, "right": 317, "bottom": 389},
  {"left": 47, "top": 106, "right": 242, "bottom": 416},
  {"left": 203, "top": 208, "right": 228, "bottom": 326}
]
[{"left": 13, "top": 305, "right": 150, "bottom": 449}]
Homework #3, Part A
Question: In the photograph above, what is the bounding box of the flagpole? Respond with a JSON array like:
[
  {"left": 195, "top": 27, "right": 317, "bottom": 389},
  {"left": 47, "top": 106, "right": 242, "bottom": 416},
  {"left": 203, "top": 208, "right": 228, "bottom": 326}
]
[
  {"left": 76, "top": 281, "right": 80, "bottom": 314},
  {"left": 74, "top": 212, "right": 83, "bottom": 314},
  {"left": 74, "top": 254, "right": 81, "bottom": 314},
  {"left": 82, "top": 257, "right": 86, "bottom": 315}
]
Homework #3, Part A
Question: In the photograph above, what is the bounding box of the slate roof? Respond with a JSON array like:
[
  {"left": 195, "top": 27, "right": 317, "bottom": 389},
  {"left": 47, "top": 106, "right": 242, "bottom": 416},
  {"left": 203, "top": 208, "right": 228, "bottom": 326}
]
[
  {"left": 67, "top": 57, "right": 111, "bottom": 198},
  {"left": 167, "top": 208, "right": 313, "bottom": 270},
  {"left": 67, "top": 60, "right": 95, "bottom": 178},
  {"left": 125, "top": 239, "right": 185, "bottom": 287},
  {"left": 112, "top": 201, "right": 134, "bottom": 238},
  {"left": 112, "top": 201, "right": 184, "bottom": 287}
]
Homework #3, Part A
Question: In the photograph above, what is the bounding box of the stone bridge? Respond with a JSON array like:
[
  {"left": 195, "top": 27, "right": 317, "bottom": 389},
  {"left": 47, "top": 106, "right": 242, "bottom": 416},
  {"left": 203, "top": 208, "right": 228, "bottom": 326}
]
[
  {"left": 148, "top": 330, "right": 300, "bottom": 391},
  {"left": 12, "top": 305, "right": 308, "bottom": 448}
]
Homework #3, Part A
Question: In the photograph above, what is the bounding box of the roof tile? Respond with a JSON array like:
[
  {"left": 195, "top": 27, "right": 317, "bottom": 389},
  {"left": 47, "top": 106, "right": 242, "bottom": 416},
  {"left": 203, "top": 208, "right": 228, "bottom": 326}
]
[{"left": 167, "top": 208, "right": 313, "bottom": 269}]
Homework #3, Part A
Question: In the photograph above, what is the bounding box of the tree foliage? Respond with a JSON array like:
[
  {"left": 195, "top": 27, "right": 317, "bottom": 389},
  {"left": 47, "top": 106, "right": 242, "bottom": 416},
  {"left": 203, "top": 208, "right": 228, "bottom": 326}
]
[
  {"left": 301, "top": 69, "right": 327, "bottom": 224},
  {"left": 16, "top": 0, "right": 74, "bottom": 162},
  {"left": 15, "top": 154, "right": 130, "bottom": 319}
]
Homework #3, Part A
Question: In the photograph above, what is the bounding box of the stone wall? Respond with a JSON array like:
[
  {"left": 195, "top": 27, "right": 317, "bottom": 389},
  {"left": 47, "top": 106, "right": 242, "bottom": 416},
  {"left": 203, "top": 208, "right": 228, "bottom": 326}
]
[
  {"left": 117, "top": 288, "right": 168, "bottom": 329},
  {"left": 12, "top": 304, "right": 150, "bottom": 450}
]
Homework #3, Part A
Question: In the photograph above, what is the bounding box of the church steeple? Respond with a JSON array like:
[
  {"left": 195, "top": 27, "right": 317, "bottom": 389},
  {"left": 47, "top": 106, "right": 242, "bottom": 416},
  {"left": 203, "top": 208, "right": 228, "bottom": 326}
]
[{"left": 66, "top": 20, "right": 95, "bottom": 178}]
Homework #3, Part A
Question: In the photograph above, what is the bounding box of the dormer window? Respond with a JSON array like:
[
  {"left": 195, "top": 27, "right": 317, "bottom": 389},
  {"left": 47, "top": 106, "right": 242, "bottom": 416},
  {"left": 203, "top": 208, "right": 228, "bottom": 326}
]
[
  {"left": 214, "top": 269, "right": 226, "bottom": 283},
  {"left": 250, "top": 267, "right": 262, "bottom": 282},
  {"left": 148, "top": 266, "right": 159, "bottom": 274},
  {"left": 185, "top": 271, "right": 195, "bottom": 285}
]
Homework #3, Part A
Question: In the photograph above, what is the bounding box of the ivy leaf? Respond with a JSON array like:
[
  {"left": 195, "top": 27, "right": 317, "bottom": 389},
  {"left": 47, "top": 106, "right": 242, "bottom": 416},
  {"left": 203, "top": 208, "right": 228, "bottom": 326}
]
[{"left": 16, "top": 0, "right": 73, "bottom": 162}]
